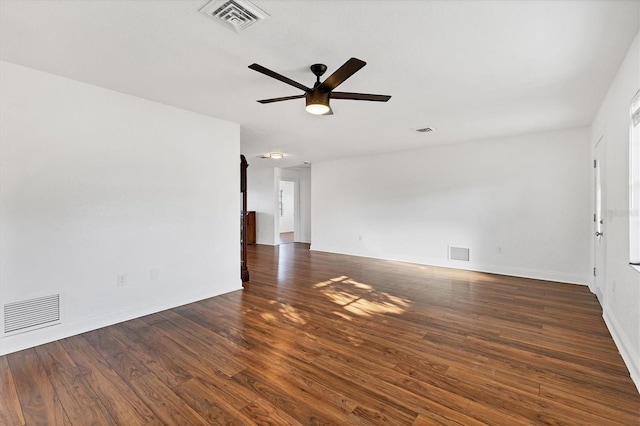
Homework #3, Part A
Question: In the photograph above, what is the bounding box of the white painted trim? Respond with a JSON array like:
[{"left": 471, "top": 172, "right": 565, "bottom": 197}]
[
  {"left": 592, "top": 134, "right": 607, "bottom": 298},
  {"left": 603, "top": 308, "right": 640, "bottom": 394},
  {"left": 0, "top": 284, "right": 243, "bottom": 356},
  {"left": 309, "top": 246, "right": 589, "bottom": 285}
]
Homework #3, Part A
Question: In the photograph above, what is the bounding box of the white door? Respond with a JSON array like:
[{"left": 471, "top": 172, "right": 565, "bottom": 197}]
[{"left": 593, "top": 138, "right": 606, "bottom": 302}]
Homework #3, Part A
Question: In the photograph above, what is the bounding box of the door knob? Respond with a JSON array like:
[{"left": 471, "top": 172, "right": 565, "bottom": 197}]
[{"left": 595, "top": 232, "right": 604, "bottom": 237}]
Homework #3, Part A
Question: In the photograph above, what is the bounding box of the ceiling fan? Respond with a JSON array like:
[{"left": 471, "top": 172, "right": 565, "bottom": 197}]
[{"left": 248, "top": 58, "right": 391, "bottom": 115}]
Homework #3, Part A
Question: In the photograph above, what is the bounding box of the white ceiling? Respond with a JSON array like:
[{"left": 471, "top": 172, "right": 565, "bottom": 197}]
[{"left": 1, "top": 0, "right": 639, "bottom": 169}]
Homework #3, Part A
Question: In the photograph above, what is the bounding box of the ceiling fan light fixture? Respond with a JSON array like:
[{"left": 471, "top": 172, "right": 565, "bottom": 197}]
[
  {"left": 306, "top": 103, "right": 330, "bottom": 115},
  {"left": 258, "top": 152, "right": 284, "bottom": 159},
  {"left": 305, "top": 91, "right": 330, "bottom": 115}
]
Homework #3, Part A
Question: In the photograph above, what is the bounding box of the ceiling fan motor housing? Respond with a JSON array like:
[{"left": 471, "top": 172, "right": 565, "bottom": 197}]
[{"left": 306, "top": 89, "right": 330, "bottom": 106}]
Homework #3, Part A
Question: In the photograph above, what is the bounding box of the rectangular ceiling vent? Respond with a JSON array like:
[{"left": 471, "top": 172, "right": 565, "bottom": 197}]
[
  {"left": 4, "top": 294, "right": 60, "bottom": 334},
  {"left": 449, "top": 246, "right": 470, "bottom": 262},
  {"left": 200, "top": 0, "right": 269, "bottom": 32}
]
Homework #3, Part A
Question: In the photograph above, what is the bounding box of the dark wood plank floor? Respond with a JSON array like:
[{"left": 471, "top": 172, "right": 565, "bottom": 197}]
[
  {"left": 1, "top": 243, "right": 639, "bottom": 425},
  {"left": 279, "top": 232, "right": 295, "bottom": 244}
]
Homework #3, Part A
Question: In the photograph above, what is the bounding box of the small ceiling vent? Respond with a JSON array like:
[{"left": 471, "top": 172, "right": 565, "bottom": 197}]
[
  {"left": 200, "top": 0, "right": 269, "bottom": 32},
  {"left": 415, "top": 127, "right": 435, "bottom": 133}
]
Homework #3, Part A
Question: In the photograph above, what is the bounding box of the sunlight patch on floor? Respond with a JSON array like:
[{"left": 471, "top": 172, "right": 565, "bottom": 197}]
[
  {"left": 279, "top": 303, "right": 307, "bottom": 325},
  {"left": 315, "top": 276, "right": 412, "bottom": 318},
  {"left": 344, "top": 298, "right": 407, "bottom": 316},
  {"left": 332, "top": 311, "right": 353, "bottom": 321},
  {"left": 313, "top": 276, "right": 349, "bottom": 288},
  {"left": 261, "top": 312, "right": 277, "bottom": 321},
  {"left": 261, "top": 300, "right": 308, "bottom": 325},
  {"left": 384, "top": 259, "right": 502, "bottom": 284}
]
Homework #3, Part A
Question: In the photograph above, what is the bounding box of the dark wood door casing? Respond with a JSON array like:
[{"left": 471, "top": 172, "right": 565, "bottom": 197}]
[{"left": 240, "top": 155, "right": 250, "bottom": 284}]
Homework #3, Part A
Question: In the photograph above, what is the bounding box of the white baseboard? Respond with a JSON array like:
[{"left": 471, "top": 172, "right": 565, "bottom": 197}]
[
  {"left": 309, "top": 245, "right": 589, "bottom": 285},
  {"left": 0, "top": 285, "right": 242, "bottom": 356},
  {"left": 603, "top": 309, "right": 640, "bottom": 394}
]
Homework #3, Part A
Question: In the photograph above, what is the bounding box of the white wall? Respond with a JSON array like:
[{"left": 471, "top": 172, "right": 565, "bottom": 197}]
[
  {"left": 312, "top": 127, "right": 592, "bottom": 285},
  {"left": 0, "top": 62, "right": 241, "bottom": 355},
  {"left": 247, "top": 166, "right": 278, "bottom": 245},
  {"left": 591, "top": 31, "right": 640, "bottom": 391}
]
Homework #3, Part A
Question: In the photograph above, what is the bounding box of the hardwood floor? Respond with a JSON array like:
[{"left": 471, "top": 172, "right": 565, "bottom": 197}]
[
  {"left": 1, "top": 243, "right": 638, "bottom": 425},
  {"left": 279, "top": 232, "right": 294, "bottom": 244}
]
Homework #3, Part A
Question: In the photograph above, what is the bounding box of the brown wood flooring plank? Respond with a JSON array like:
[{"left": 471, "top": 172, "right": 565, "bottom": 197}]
[
  {"left": 5, "top": 348, "right": 70, "bottom": 425},
  {"left": 127, "top": 372, "right": 209, "bottom": 425},
  {"left": 467, "top": 334, "right": 634, "bottom": 390},
  {"left": 58, "top": 335, "right": 157, "bottom": 425},
  {"left": 108, "top": 322, "right": 194, "bottom": 388},
  {"left": 0, "top": 355, "right": 25, "bottom": 426},
  {"left": 314, "top": 355, "right": 474, "bottom": 426},
  {"left": 33, "top": 341, "right": 115, "bottom": 424},
  {"left": 232, "top": 367, "right": 350, "bottom": 425},
  {"left": 539, "top": 383, "right": 640, "bottom": 424},
  {"left": 487, "top": 356, "right": 640, "bottom": 411},
  {"left": 82, "top": 327, "right": 151, "bottom": 384},
  {"left": 149, "top": 316, "right": 247, "bottom": 377},
  {"left": 240, "top": 397, "right": 304, "bottom": 425},
  {"left": 0, "top": 242, "right": 638, "bottom": 425},
  {"left": 173, "top": 377, "right": 256, "bottom": 425}
]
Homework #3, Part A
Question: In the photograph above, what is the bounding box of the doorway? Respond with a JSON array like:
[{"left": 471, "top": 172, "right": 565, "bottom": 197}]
[
  {"left": 279, "top": 180, "right": 295, "bottom": 244},
  {"left": 593, "top": 137, "right": 606, "bottom": 302}
]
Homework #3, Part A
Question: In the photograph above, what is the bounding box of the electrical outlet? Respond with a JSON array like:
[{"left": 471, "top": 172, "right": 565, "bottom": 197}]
[
  {"left": 150, "top": 268, "right": 160, "bottom": 281},
  {"left": 117, "top": 274, "right": 127, "bottom": 287}
]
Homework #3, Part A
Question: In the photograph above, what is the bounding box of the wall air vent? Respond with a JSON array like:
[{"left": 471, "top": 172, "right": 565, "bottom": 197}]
[
  {"left": 449, "top": 246, "right": 470, "bottom": 262},
  {"left": 200, "top": 0, "right": 269, "bottom": 32},
  {"left": 4, "top": 294, "right": 60, "bottom": 334}
]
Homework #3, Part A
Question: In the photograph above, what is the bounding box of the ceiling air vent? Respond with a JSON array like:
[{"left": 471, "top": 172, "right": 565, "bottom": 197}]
[
  {"left": 415, "top": 127, "right": 435, "bottom": 133},
  {"left": 200, "top": 0, "right": 269, "bottom": 32}
]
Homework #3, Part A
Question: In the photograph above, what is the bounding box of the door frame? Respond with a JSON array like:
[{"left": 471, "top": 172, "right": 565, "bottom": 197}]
[
  {"left": 278, "top": 177, "right": 300, "bottom": 244},
  {"left": 592, "top": 135, "right": 606, "bottom": 303}
]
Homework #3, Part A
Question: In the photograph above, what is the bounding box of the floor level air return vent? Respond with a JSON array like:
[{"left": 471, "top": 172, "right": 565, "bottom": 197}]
[
  {"left": 449, "top": 247, "right": 470, "bottom": 262},
  {"left": 4, "top": 294, "right": 60, "bottom": 334}
]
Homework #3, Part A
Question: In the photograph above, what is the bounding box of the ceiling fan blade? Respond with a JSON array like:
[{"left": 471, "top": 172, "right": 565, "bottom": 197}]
[
  {"left": 257, "top": 94, "right": 305, "bottom": 104},
  {"left": 249, "top": 63, "right": 311, "bottom": 92},
  {"left": 318, "top": 58, "right": 366, "bottom": 92},
  {"left": 323, "top": 107, "right": 333, "bottom": 115},
  {"left": 331, "top": 92, "right": 391, "bottom": 102}
]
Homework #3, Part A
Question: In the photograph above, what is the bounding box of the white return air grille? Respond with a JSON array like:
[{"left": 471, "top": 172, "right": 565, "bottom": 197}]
[
  {"left": 449, "top": 246, "right": 470, "bottom": 262},
  {"left": 200, "top": 0, "right": 269, "bottom": 32},
  {"left": 4, "top": 294, "right": 60, "bottom": 334}
]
